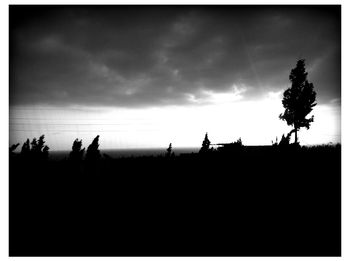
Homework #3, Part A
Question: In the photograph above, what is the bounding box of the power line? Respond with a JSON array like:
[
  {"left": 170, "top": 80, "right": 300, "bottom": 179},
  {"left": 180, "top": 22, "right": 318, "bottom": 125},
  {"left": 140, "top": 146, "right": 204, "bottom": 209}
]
[
  {"left": 10, "top": 123, "right": 128, "bottom": 126},
  {"left": 10, "top": 107, "right": 98, "bottom": 111},
  {"left": 10, "top": 129, "right": 157, "bottom": 132},
  {"left": 9, "top": 118, "right": 154, "bottom": 123},
  {"left": 9, "top": 117, "right": 124, "bottom": 120}
]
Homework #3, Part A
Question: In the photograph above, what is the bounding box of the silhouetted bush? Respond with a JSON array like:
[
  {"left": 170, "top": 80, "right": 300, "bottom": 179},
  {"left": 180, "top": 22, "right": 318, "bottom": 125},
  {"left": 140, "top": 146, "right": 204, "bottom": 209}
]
[
  {"left": 21, "top": 139, "right": 30, "bottom": 156},
  {"left": 166, "top": 143, "right": 175, "bottom": 157},
  {"left": 10, "top": 143, "right": 20, "bottom": 153},
  {"left": 30, "top": 138, "right": 37, "bottom": 152},
  {"left": 85, "top": 135, "right": 101, "bottom": 162},
  {"left": 272, "top": 136, "right": 278, "bottom": 147},
  {"left": 42, "top": 145, "right": 49, "bottom": 160},
  {"left": 234, "top": 137, "right": 242, "bottom": 146},
  {"left": 278, "top": 133, "right": 291, "bottom": 147},
  {"left": 18, "top": 135, "right": 49, "bottom": 161},
  {"left": 69, "top": 139, "right": 85, "bottom": 162}
]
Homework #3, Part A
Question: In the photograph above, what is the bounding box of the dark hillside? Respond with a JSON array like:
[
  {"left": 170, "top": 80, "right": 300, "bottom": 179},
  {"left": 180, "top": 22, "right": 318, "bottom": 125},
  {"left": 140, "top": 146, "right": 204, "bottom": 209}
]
[{"left": 9, "top": 145, "right": 341, "bottom": 256}]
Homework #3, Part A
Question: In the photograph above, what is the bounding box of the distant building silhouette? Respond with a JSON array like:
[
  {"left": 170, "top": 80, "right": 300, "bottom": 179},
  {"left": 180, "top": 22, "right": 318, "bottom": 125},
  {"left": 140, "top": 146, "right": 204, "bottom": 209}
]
[{"left": 213, "top": 138, "right": 243, "bottom": 153}]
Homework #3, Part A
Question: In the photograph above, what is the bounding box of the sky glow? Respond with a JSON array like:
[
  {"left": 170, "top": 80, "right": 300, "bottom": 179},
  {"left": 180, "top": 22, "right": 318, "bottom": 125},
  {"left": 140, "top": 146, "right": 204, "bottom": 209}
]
[
  {"left": 10, "top": 90, "right": 340, "bottom": 151},
  {"left": 9, "top": 6, "right": 341, "bottom": 150}
]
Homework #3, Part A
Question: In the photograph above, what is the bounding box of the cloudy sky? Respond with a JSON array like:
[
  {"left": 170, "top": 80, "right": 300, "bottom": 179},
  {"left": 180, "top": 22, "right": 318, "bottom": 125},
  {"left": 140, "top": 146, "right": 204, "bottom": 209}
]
[{"left": 9, "top": 6, "right": 341, "bottom": 150}]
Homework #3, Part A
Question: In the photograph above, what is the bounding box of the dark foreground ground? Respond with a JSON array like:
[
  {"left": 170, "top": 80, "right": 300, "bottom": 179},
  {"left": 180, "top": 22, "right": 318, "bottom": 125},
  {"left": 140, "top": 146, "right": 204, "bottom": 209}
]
[{"left": 9, "top": 145, "right": 341, "bottom": 256}]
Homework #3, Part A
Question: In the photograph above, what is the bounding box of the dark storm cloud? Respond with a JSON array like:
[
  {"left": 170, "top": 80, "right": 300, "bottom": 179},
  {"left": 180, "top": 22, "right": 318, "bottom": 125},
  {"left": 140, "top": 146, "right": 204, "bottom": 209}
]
[{"left": 10, "top": 6, "right": 340, "bottom": 107}]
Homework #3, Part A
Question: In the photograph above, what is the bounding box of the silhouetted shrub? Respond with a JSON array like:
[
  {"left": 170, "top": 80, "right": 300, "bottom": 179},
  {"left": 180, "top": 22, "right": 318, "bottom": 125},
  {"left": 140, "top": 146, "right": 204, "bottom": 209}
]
[
  {"left": 234, "top": 137, "right": 242, "bottom": 147},
  {"left": 37, "top": 135, "right": 46, "bottom": 152},
  {"left": 85, "top": 135, "right": 101, "bottom": 162},
  {"left": 69, "top": 139, "right": 85, "bottom": 162},
  {"left": 34, "top": 135, "right": 49, "bottom": 160},
  {"left": 19, "top": 135, "right": 50, "bottom": 160},
  {"left": 277, "top": 131, "right": 301, "bottom": 150},
  {"left": 278, "top": 133, "right": 290, "bottom": 147},
  {"left": 42, "top": 145, "right": 49, "bottom": 160},
  {"left": 21, "top": 139, "right": 30, "bottom": 156},
  {"left": 10, "top": 143, "right": 20, "bottom": 153},
  {"left": 272, "top": 137, "right": 279, "bottom": 147},
  {"left": 30, "top": 138, "right": 38, "bottom": 152},
  {"left": 166, "top": 143, "right": 175, "bottom": 157}
]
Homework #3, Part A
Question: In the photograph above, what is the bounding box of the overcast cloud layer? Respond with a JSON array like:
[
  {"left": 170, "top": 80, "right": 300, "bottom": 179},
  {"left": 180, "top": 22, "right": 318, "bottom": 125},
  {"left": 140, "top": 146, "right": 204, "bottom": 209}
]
[{"left": 10, "top": 6, "right": 340, "bottom": 107}]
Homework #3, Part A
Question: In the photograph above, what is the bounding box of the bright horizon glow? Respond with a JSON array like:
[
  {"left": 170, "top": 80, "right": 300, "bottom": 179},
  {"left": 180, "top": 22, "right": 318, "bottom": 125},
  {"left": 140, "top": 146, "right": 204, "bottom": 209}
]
[{"left": 9, "top": 89, "right": 341, "bottom": 152}]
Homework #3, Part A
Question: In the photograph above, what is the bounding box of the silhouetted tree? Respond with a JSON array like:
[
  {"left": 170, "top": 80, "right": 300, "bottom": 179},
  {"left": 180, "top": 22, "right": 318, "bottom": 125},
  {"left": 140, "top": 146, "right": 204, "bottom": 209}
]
[
  {"left": 280, "top": 59, "right": 317, "bottom": 144},
  {"left": 86, "top": 135, "right": 101, "bottom": 162},
  {"left": 69, "top": 138, "right": 85, "bottom": 161},
  {"left": 199, "top": 133, "right": 211, "bottom": 153},
  {"left": 21, "top": 139, "right": 31, "bottom": 156}
]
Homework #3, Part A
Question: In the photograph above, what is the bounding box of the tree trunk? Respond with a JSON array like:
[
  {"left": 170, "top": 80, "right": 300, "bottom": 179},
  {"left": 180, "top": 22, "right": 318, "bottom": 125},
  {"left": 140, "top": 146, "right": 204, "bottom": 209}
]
[{"left": 294, "top": 127, "right": 298, "bottom": 144}]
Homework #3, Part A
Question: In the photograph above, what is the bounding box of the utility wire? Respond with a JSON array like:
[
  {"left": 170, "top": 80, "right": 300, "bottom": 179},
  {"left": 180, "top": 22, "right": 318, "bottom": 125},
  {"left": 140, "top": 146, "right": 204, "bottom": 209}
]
[{"left": 9, "top": 122, "right": 156, "bottom": 126}]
